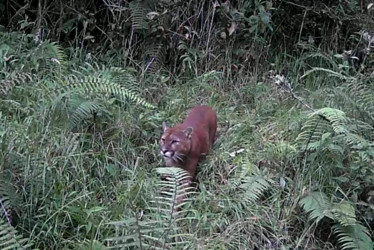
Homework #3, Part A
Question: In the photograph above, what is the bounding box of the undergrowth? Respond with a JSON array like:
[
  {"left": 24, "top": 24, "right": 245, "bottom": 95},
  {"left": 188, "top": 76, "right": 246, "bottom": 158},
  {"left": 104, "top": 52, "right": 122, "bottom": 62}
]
[{"left": 1, "top": 15, "right": 374, "bottom": 250}]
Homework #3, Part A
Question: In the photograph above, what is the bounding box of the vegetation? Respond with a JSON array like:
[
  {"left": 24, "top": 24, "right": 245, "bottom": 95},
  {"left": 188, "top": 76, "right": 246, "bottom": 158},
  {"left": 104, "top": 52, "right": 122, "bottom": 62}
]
[{"left": 1, "top": 0, "right": 374, "bottom": 249}]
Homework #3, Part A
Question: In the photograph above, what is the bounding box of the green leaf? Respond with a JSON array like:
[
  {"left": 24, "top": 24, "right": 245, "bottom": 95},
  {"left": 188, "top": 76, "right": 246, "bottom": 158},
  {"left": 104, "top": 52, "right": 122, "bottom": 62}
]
[
  {"left": 299, "top": 191, "right": 334, "bottom": 223},
  {"left": 333, "top": 224, "right": 373, "bottom": 250},
  {"left": 105, "top": 164, "right": 118, "bottom": 176}
]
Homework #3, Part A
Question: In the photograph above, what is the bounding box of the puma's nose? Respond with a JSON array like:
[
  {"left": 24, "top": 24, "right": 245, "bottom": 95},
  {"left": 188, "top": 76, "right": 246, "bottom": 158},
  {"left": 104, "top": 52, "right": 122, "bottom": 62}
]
[{"left": 161, "top": 149, "right": 173, "bottom": 158}]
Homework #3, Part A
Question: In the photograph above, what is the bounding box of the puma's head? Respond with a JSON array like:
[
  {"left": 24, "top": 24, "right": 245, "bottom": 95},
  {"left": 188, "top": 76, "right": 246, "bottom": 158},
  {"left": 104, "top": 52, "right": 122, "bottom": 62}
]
[{"left": 160, "top": 121, "right": 193, "bottom": 166}]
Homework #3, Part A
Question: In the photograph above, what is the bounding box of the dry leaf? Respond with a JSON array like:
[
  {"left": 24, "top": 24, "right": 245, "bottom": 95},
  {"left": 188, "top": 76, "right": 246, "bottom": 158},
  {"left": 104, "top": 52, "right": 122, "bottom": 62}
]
[
  {"left": 228, "top": 22, "right": 237, "bottom": 36},
  {"left": 146, "top": 11, "right": 159, "bottom": 20},
  {"left": 228, "top": 148, "right": 245, "bottom": 157},
  {"left": 213, "top": 1, "right": 220, "bottom": 9}
]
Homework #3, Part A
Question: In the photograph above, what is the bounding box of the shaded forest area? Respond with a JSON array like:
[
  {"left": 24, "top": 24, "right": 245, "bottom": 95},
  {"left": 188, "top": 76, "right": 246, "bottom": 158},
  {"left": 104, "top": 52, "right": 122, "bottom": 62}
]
[
  {"left": 1, "top": 0, "right": 374, "bottom": 249},
  {"left": 1, "top": 0, "right": 373, "bottom": 76}
]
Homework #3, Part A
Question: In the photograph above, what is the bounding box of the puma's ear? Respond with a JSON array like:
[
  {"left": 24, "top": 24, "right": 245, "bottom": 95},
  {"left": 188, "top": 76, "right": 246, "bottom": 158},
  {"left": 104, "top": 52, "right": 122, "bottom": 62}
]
[
  {"left": 184, "top": 127, "right": 193, "bottom": 138},
  {"left": 162, "top": 121, "right": 168, "bottom": 131}
]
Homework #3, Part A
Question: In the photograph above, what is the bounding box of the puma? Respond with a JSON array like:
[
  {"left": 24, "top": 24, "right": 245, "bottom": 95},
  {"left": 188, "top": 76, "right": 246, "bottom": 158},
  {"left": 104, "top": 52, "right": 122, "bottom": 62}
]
[{"left": 160, "top": 105, "right": 217, "bottom": 179}]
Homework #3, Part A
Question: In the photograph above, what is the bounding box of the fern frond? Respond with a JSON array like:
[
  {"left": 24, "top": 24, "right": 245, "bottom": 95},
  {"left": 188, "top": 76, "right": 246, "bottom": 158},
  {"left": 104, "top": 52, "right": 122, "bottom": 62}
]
[
  {"left": 44, "top": 41, "right": 68, "bottom": 71},
  {"left": 238, "top": 175, "right": 271, "bottom": 204},
  {"left": 297, "top": 107, "right": 374, "bottom": 166},
  {"left": 296, "top": 117, "right": 332, "bottom": 150},
  {"left": 0, "top": 72, "right": 32, "bottom": 96},
  {"left": 331, "top": 200, "right": 357, "bottom": 226},
  {"left": 144, "top": 42, "right": 165, "bottom": 73},
  {"left": 105, "top": 167, "right": 195, "bottom": 248},
  {"left": 266, "top": 141, "right": 297, "bottom": 161},
  {"left": 72, "top": 64, "right": 141, "bottom": 96},
  {"left": 315, "top": 108, "right": 348, "bottom": 134},
  {"left": 154, "top": 167, "right": 196, "bottom": 211},
  {"left": 331, "top": 201, "right": 373, "bottom": 249},
  {"left": 342, "top": 132, "right": 374, "bottom": 158},
  {"left": 333, "top": 224, "right": 373, "bottom": 250},
  {"left": 299, "top": 192, "right": 373, "bottom": 249},
  {"left": 76, "top": 64, "right": 137, "bottom": 87},
  {"left": 101, "top": 67, "right": 141, "bottom": 97},
  {"left": 347, "top": 79, "right": 374, "bottom": 122},
  {"left": 299, "top": 191, "right": 334, "bottom": 223},
  {"left": 69, "top": 98, "right": 107, "bottom": 128},
  {"left": 129, "top": 0, "right": 149, "bottom": 31},
  {"left": 66, "top": 76, "right": 154, "bottom": 108},
  {"left": 34, "top": 41, "right": 68, "bottom": 75},
  {"left": 296, "top": 108, "right": 348, "bottom": 150},
  {"left": 0, "top": 218, "right": 33, "bottom": 250}
]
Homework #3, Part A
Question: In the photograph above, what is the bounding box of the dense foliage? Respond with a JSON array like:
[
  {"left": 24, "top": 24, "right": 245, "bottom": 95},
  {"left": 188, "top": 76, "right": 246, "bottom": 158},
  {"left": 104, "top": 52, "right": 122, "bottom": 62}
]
[{"left": 1, "top": 0, "right": 374, "bottom": 249}]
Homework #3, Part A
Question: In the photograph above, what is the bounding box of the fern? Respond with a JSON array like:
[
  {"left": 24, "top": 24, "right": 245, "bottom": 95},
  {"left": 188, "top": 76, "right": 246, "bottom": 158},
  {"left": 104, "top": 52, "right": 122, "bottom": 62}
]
[
  {"left": 296, "top": 107, "right": 374, "bottom": 165},
  {"left": 129, "top": 0, "right": 149, "bottom": 32},
  {"left": 0, "top": 72, "right": 32, "bottom": 96},
  {"left": 76, "top": 64, "right": 138, "bottom": 89},
  {"left": 72, "top": 63, "right": 142, "bottom": 96},
  {"left": 333, "top": 224, "right": 373, "bottom": 250},
  {"left": 0, "top": 32, "right": 67, "bottom": 76},
  {"left": 55, "top": 64, "right": 156, "bottom": 128},
  {"left": 100, "top": 67, "right": 140, "bottom": 95},
  {"left": 0, "top": 218, "right": 33, "bottom": 250},
  {"left": 238, "top": 175, "right": 271, "bottom": 204},
  {"left": 295, "top": 108, "right": 371, "bottom": 153},
  {"left": 299, "top": 191, "right": 334, "bottom": 223},
  {"left": 64, "top": 64, "right": 154, "bottom": 109},
  {"left": 69, "top": 97, "right": 108, "bottom": 129},
  {"left": 341, "top": 132, "right": 374, "bottom": 161},
  {"left": 266, "top": 141, "right": 298, "bottom": 162},
  {"left": 144, "top": 41, "right": 165, "bottom": 73},
  {"left": 34, "top": 41, "right": 68, "bottom": 75},
  {"left": 346, "top": 78, "right": 374, "bottom": 122},
  {"left": 332, "top": 202, "right": 373, "bottom": 250},
  {"left": 297, "top": 108, "right": 348, "bottom": 147},
  {"left": 106, "top": 167, "right": 195, "bottom": 249},
  {"left": 66, "top": 76, "right": 154, "bottom": 108},
  {"left": 299, "top": 192, "right": 373, "bottom": 250}
]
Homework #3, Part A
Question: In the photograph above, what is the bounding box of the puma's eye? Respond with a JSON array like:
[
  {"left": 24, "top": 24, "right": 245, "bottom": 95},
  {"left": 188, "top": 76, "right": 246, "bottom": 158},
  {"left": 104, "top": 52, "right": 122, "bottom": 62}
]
[
  {"left": 161, "top": 138, "right": 165, "bottom": 142},
  {"left": 171, "top": 140, "right": 179, "bottom": 144}
]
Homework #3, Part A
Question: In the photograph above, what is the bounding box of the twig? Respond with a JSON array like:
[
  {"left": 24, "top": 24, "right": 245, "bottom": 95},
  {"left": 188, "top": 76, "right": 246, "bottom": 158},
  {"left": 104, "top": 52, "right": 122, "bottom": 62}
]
[{"left": 0, "top": 198, "right": 11, "bottom": 225}]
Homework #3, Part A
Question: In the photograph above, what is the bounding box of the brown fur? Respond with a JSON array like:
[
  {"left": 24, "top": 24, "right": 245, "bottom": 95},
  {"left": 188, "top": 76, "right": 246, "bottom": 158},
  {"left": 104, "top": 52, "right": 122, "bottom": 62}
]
[{"left": 160, "top": 105, "right": 217, "bottom": 179}]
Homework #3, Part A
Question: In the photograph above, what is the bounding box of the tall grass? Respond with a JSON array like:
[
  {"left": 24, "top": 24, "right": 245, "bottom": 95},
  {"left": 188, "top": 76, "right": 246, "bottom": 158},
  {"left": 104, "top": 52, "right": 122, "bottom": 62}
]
[{"left": 1, "top": 27, "right": 374, "bottom": 249}]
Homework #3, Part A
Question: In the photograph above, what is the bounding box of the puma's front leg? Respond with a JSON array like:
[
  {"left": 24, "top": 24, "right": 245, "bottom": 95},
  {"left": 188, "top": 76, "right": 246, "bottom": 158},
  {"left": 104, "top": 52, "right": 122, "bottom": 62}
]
[
  {"left": 183, "top": 157, "right": 199, "bottom": 181},
  {"left": 175, "top": 158, "right": 198, "bottom": 206}
]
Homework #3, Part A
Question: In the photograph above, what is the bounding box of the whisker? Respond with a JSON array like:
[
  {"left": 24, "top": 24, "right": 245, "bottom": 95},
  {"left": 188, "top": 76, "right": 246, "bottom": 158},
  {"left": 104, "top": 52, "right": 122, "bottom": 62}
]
[
  {"left": 172, "top": 156, "right": 178, "bottom": 162},
  {"left": 175, "top": 154, "right": 185, "bottom": 162}
]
